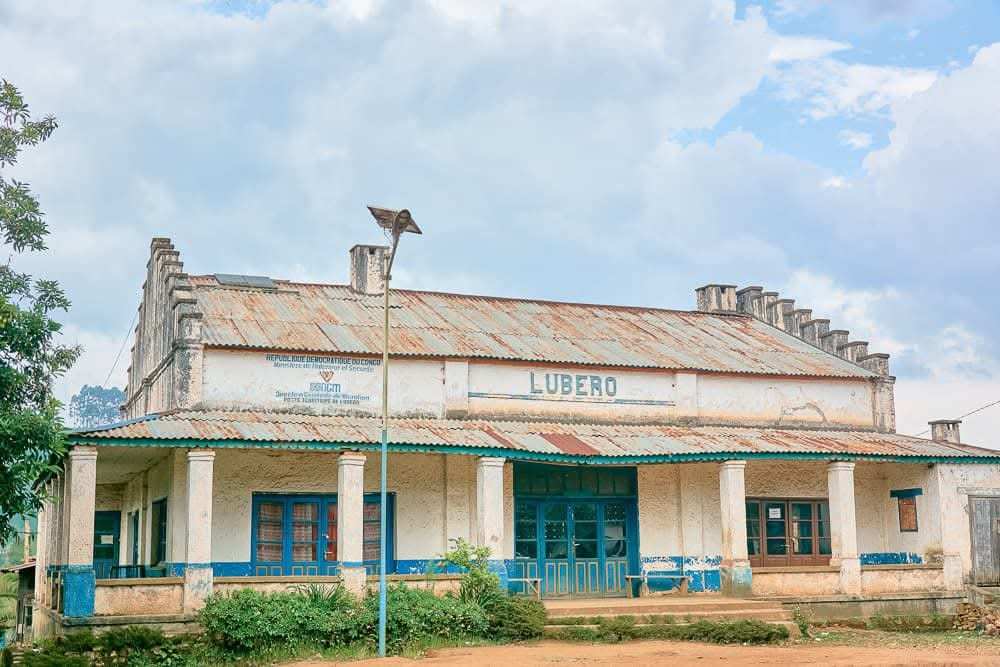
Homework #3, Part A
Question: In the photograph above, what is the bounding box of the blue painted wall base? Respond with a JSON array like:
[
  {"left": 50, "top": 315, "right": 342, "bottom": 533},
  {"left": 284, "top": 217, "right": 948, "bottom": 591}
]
[
  {"left": 62, "top": 566, "right": 95, "bottom": 618},
  {"left": 860, "top": 552, "right": 923, "bottom": 565},
  {"left": 640, "top": 556, "right": 722, "bottom": 593}
]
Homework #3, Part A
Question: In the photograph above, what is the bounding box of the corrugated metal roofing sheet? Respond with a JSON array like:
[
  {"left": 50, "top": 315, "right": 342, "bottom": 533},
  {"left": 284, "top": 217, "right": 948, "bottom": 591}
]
[
  {"left": 188, "top": 277, "right": 872, "bottom": 378},
  {"left": 70, "top": 411, "right": 1000, "bottom": 461}
]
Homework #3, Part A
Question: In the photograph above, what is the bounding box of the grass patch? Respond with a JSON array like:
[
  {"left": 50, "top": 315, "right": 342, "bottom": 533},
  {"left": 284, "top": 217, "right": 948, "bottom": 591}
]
[
  {"left": 867, "top": 614, "right": 953, "bottom": 633},
  {"left": 545, "top": 617, "right": 789, "bottom": 645}
]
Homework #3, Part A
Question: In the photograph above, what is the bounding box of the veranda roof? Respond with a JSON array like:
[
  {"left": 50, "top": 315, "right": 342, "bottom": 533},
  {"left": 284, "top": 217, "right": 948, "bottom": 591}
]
[{"left": 68, "top": 410, "right": 1000, "bottom": 464}]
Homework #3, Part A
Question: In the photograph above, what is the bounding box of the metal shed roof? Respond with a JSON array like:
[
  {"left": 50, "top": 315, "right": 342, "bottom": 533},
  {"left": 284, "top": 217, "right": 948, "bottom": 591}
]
[
  {"left": 69, "top": 411, "right": 1000, "bottom": 464},
  {"left": 187, "top": 276, "right": 874, "bottom": 379}
]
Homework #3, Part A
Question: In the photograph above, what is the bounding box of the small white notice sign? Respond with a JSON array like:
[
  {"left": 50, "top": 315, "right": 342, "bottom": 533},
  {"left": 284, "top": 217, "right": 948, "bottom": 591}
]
[
  {"left": 768, "top": 507, "right": 782, "bottom": 519},
  {"left": 100, "top": 534, "right": 114, "bottom": 545}
]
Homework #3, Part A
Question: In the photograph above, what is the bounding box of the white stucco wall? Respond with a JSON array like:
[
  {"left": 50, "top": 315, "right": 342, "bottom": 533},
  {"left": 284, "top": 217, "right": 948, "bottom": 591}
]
[
  {"left": 697, "top": 375, "right": 873, "bottom": 428},
  {"left": 936, "top": 464, "right": 1000, "bottom": 577},
  {"left": 209, "top": 449, "right": 479, "bottom": 564},
  {"left": 637, "top": 463, "right": 721, "bottom": 562},
  {"left": 196, "top": 350, "right": 877, "bottom": 429}
]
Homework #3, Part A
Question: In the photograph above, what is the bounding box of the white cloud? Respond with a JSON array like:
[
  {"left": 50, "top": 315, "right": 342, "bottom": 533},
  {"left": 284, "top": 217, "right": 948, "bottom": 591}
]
[
  {"left": 775, "top": 59, "right": 937, "bottom": 119},
  {"left": 781, "top": 270, "right": 909, "bottom": 357},
  {"left": 770, "top": 36, "right": 851, "bottom": 62},
  {"left": 838, "top": 129, "right": 873, "bottom": 149},
  {"left": 53, "top": 324, "right": 130, "bottom": 408}
]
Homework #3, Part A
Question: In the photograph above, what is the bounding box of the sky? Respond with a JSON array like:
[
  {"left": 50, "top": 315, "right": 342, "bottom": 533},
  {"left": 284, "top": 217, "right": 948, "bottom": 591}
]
[{"left": 2, "top": 0, "right": 999, "bottom": 444}]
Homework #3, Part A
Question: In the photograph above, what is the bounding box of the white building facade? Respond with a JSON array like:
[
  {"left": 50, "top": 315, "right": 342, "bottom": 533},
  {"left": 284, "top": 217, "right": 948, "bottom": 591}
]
[{"left": 32, "top": 238, "right": 1000, "bottom": 634}]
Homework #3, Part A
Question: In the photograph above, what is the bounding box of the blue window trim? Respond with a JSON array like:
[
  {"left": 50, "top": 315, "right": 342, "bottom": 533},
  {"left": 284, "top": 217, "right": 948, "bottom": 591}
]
[
  {"left": 889, "top": 488, "right": 923, "bottom": 499},
  {"left": 251, "top": 492, "right": 395, "bottom": 576}
]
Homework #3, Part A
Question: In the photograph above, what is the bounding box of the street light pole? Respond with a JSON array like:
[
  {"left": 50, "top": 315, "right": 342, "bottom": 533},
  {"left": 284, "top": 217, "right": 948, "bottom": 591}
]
[{"left": 367, "top": 206, "right": 421, "bottom": 658}]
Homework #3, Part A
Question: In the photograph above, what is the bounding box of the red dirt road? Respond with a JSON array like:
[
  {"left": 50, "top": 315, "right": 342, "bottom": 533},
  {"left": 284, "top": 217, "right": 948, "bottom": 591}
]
[{"left": 292, "top": 639, "right": 1000, "bottom": 666}]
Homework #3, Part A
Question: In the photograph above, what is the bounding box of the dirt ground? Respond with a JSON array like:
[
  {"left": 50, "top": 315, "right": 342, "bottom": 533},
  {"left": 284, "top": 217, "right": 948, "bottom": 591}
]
[{"left": 290, "top": 638, "right": 1000, "bottom": 667}]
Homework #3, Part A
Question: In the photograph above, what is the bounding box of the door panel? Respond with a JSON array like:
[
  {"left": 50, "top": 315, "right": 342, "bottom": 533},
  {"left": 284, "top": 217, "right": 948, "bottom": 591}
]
[
  {"left": 571, "top": 503, "right": 601, "bottom": 595},
  {"left": 543, "top": 504, "right": 570, "bottom": 595},
  {"left": 603, "top": 502, "right": 628, "bottom": 594},
  {"left": 971, "top": 497, "right": 1000, "bottom": 585},
  {"left": 93, "top": 511, "right": 121, "bottom": 579}
]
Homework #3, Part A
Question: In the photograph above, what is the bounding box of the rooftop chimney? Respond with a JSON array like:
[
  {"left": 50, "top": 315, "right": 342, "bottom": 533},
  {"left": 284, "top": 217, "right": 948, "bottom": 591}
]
[
  {"left": 350, "top": 244, "right": 388, "bottom": 295},
  {"left": 695, "top": 284, "right": 738, "bottom": 312},
  {"left": 929, "top": 419, "right": 961, "bottom": 444}
]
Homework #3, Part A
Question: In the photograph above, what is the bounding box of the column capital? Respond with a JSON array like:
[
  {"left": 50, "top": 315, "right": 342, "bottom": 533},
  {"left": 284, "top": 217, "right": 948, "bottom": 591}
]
[
  {"left": 68, "top": 446, "right": 98, "bottom": 461},
  {"left": 186, "top": 449, "right": 216, "bottom": 462},
  {"left": 478, "top": 456, "right": 506, "bottom": 468},
  {"left": 719, "top": 459, "right": 747, "bottom": 471},
  {"left": 338, "top": 451, "right": 367, "bottom": 467},
  {"left": 827, "top": 460, "right": 856, "bottom": 473}
]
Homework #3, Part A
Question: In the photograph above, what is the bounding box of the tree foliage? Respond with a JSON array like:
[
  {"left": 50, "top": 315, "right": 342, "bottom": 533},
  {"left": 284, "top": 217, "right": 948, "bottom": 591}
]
[
  {"left": 0, "top": 79, "right": 79, "bottom": 544},
  {"left": 69, "top": 385, "right": 124, "bottom": 428}
]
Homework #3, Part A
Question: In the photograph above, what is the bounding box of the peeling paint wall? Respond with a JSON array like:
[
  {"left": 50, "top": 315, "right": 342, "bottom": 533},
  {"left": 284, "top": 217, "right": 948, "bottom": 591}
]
[
  {"left": 861, "top": 567, "right": 944, "bottom": 594},
  {"left": 936, "top": 464, "right": 1000, "bottom": 577},
  {"left": 209, "top": 450, "right": 476, "bottom": 564},
  {"left": 94, "top": 581, "right": 183, "bottom": 616},
  {"left": 753, "top": 570, "right": 840, "bottom": 596},
  {"left": 194, "top": 350, "right": 877, "bottom": 429}
]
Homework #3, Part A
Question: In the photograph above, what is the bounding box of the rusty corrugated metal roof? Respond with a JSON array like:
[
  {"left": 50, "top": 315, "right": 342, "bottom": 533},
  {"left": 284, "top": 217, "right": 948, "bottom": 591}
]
[
  {"left": 187, "top": 276, "right": 872, "bottom": 378},
  {"left": 69, "top": 411, "right": 1000, "bottom": 461}
]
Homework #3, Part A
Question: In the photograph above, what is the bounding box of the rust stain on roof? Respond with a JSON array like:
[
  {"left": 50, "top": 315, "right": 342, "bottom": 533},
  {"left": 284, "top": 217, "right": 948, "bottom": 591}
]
[
  {"left": 186, "top": 276, "right": 873, "bottom": 379},
  {"left": 540, "top": 433, "right": 602, "bottom": 456}
]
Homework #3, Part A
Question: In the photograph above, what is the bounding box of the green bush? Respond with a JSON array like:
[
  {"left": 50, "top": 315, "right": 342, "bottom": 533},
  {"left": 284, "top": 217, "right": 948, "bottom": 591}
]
[
  {"left": 438, "top": 539, "right": 503, "bottom": 608},
  {"left": 597, "top": 616, "right": 638, "bottom": 642},
  {"left": 199, "top": 587, "right": 358, "bottom": 652},
  {"left": 867, "top": 614, "right": 952, "bottom": 632},
  {"left": 357, "top": 584, "right": 489, "bottom": 653},
  {"left": 650, "top": 619, "right": 789, "bottom": 644},
  {"left": 22, "top": 653, "right": 89, "bottom": 667},
  {"left": 485, "top": 596, "right": 546, "bottom": 640},
  {"left": 98, "top": 625, "right": 166, "bottom": 656}
]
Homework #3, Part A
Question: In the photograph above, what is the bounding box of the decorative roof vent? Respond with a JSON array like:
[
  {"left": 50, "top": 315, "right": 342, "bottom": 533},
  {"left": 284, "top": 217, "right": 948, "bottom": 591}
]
[
  {"left": 214, "top": 274, "right": 276, "bottom": 289},
  {"left": 696, "top": 283, "right": 891, "bottom": 376}
]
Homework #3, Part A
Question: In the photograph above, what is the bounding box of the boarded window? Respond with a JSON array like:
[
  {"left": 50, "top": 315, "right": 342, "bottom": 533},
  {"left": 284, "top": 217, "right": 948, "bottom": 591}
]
[{"left": 890, "top": 488, "right": 921, "bottom": 533}]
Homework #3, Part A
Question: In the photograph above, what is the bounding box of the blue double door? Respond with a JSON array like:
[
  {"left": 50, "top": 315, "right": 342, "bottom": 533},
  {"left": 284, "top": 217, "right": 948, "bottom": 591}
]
[{"left": 515, "top": 499, "right": 634, "bottom": 597}]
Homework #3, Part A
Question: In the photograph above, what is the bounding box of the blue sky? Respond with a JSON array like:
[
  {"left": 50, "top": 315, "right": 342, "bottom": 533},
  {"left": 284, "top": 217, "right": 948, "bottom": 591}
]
[{"left": 2, "top": 0, "right": 999, "bottom": 442}]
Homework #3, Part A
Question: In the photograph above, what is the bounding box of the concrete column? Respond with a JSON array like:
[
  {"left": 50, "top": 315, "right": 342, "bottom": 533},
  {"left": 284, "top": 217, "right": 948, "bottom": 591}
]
[
  {"left": 719, "top": 460, "right": 752, "bottom": 597},
  {"left": 337, "top": 452, "right": 367, "bottom": 596},
  {"left": 827, "top": 461, "right": 861, "bottom": 595},
  {"left": 63, "top": 446, "right": 97, "bottom": 617},
  {"left": 183, "top": 449, "right": 214, "bottom": 612},
  {"left": 476, "top": 457, "right": 508, "bottom": 586}
]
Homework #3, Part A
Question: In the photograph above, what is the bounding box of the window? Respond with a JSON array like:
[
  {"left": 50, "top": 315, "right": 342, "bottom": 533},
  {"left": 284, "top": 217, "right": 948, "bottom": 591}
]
[
  {"left": 151, "top": 499, "right": 168, "bottom": 566},
  {"left": 746, "top": 498, "right": 831, "bottom": 567},
  {"left": 252, "top": 494, "right": 392, "bottom": 575},
  {"left": 891, "top": 488, "right": 922, "bottom": 533},
  {"left": 515, "top": 502, "right": 538, "bottom": 559},
  {"left": 513, "top": 463, "right": 637, "bottom": 498}
]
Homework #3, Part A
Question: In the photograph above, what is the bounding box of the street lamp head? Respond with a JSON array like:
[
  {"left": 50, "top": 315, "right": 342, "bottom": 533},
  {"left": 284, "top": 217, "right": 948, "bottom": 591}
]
[{"left": 367, "top": 205, "right": 422, "bottom": 235}]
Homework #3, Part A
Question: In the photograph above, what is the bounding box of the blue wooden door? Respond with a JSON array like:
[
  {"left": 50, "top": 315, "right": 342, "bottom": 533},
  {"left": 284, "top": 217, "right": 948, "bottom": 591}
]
[
  {"left": 570, "top": 503, "right": 602, "bottom": 595},
  {"left": 93, "top": 511, "right": 120, "bottom": 579}
]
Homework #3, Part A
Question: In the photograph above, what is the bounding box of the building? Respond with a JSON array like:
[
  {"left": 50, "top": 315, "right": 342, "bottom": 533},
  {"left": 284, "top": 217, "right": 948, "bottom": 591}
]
[{"left": 31, "top": 237, "right": 1000, "bottom": 635}]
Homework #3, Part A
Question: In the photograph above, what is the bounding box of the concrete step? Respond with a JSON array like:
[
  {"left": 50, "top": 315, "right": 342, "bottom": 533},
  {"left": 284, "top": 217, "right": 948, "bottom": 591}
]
[{"left": 547, "top": 608, "right": 793, "bottom": 624}]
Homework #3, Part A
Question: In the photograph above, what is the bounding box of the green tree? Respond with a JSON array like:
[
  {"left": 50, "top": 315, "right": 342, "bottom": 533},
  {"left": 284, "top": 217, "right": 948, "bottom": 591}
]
[
  {"left": 0, "top": 79, "right": 79, "bottom": 544},
  {"left": 69, "top": 385, "right": 124, "bottom": 428}
]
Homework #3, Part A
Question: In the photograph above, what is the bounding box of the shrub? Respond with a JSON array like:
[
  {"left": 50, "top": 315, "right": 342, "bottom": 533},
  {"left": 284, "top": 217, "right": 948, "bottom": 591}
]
[
  {"left": 439, "top": 538, "right": 502, "bottom": 608},
  {"left": 357, "top": 584, "right": 490, "bottom": 652},
  {"left": 665, "top": 619, "right": 789, "bottom": 644},
  {"left": 199, "top": 587, "right": 357, "bottom": 652},
  {"left": 98, "top": 625, "right": 166, "bottom": 655},
  {"left": 868, "top": 614, "right": 952, "bottom": 633},
  {"left": 485, "top": 596, "right": 546, "bottom": 640},
  {"left": 597, "top": 616, "right": 638, "bottom": 642}
]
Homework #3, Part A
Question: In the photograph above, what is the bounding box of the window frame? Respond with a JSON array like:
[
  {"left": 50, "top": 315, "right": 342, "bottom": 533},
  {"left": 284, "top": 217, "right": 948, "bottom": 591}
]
[
  {"left": 890, "top": 488, "right": 922, "bottom": 533},
  {"left": 745, "top": 497, "right": 832, "bottom": 568},
  {"left": 251, "top": 492, "right": 394, "bottom": 576}
]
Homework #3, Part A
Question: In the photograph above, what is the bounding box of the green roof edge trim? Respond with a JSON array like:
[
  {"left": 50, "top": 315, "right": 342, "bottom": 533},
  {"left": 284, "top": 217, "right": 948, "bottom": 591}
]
[{"left": 64, "top": 436, "right": 1000, "bottom": 465}]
